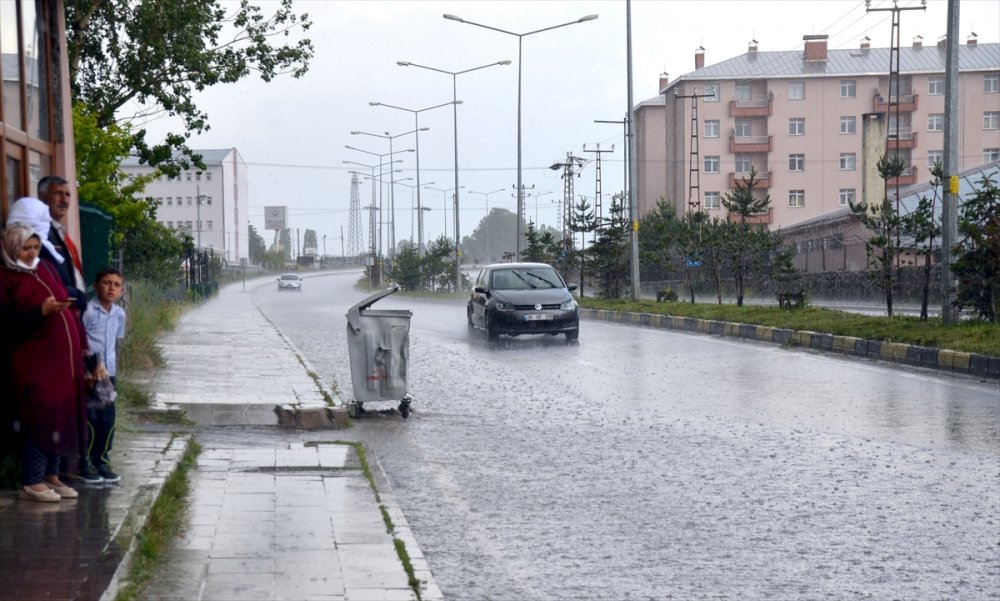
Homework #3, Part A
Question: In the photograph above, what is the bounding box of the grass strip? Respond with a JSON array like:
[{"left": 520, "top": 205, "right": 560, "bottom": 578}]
[
  {"left": 114, "top": 438, "right": 202, "bottom": 601},
  {"left": 578, "top": 297, "right": 1000, "bottom": 357},
  {"left": 332, "top": 440, "right": 422, "bottom": 599}
]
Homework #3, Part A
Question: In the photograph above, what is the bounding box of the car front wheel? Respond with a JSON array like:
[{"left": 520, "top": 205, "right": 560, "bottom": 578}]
[{"left": 565, "top": 329, "right": 579, "bottom": 343}]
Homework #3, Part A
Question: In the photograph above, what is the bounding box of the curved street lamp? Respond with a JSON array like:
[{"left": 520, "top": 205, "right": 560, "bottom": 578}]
[
  {"left": 352, "top": 128, "right": 428, "bottom": 253},
  {"left": 442, "top": 13, "right": 598, "bottom": 260},
  {"left": 370, "top": 100, "right": 458, "bottom": 255}
]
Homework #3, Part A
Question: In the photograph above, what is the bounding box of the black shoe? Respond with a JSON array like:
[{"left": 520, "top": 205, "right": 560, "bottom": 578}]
[
  {"left": 97, "top": 467, "right": 120, "bottom": 483},
  {"left": 79, "top": 464, "right": 103, "bottom": 484}
]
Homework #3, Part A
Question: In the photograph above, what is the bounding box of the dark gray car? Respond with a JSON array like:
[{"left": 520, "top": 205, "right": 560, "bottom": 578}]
[{"left": 467, "top": 262, "right": 579, "bottom": 343}]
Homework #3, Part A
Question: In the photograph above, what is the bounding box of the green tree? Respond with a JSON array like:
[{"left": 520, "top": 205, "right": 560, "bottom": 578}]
[
  {"left": 903, "top": 162, "right": 943, "bottom": 321},
  {"left": 462, "top": 208, "right": 518, "bottom": 264},
  {"left": 388, "top": 240, "right": 422, "bottom": 291},
  {"left": 66, "top": 0, "right": 313, "bottom": 173},
  {"left": 248, "top": 224, "right": 266, "bottom": 265},
  {"left": 278, "top": 228, "right": 292, "bottom": 261},
  {"left": 588, "top": 193, "right": 630, "bottom": 298},
  {"left": 568, "top": 196, "right": 598, "bottom": 297},
  {"left": 721, "top": 167, "right": 772, "bottom": 307},
  {"left": 850, "top": 154, "right": 907, "bottom": 317},
  {"left": 423, "top": 236, "right": 455, "bottom": 292},
  {"left": 951, "top": 174, "right": 1000, "bottom": 322}
]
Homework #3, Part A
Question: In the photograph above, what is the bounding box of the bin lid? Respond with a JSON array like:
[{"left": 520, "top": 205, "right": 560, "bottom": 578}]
[{"left": 346, "top": 285, "right": 411, "bottom": 334}]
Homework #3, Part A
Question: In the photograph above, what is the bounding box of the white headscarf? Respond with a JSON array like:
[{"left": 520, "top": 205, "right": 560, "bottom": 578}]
[{"left": 7, "top": 196, "right": 63, "bottom": 264}]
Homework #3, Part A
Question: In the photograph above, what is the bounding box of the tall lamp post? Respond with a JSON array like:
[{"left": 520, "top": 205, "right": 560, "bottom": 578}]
[
  {"left": 443, "top": 13, "right": 598, "bottom": 260},
  {"left": 398, "top": 59, "right": 511, "bottom": 287},
  {"left": 370, "top": 100, "right": 458, "bottom": 256},
  {"left": 352, "top": 128, "right": 427, "bottom": 254},
  {"left": 469, "top": 188, "right": 504, "bottom": 263},
  {"left": 424, "top": 185, "right": 464, "bottom": 244}
]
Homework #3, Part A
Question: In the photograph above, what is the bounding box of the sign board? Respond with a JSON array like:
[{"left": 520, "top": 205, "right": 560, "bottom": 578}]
[{"left": 264, "top": 206, "right": 287, "bottom": 231}]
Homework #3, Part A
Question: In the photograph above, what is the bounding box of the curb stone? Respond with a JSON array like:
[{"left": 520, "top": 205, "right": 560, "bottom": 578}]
[
  {"left": 99, "top": 433, "right": 191, "bottom": 601},
  {"left": 579, "top": 308, "right": 1000, "bottom": 379}
]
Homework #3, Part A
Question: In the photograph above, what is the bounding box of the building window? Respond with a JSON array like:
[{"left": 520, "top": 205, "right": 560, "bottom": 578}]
[
  {"left": 985, "top": 148, "right": 1000, "bottom": 163},
  {"left": 167, "top": 221, "right": 173, "bottom": 229},
  {"left": 185, "top": 172, "right": 192, "bottom": 181},
  {"left": 788, "top": 118, "right": 805, "bottom": 136},
  {"left": 840, "top": 79, "right": 856, "bottom": 98},
  {"left": 927, "top": 76, "right": 944, "bottom": 95},
  {"left": 206, "top": 172, "right": 212, "bottom": 182},
  {"left": 840, "top": 153, "right": 856, "bottom": 171},
  {"left": 704, "top": 156, "right": 720, "bottom": 173},
  {"left": 735, "top": 154, "right": 752, "bottom": 173},
  {"left": 840, "top": 116, "right": 856, "bottom": 134},
  {"left": 839, "top": 188, "right": 855, "bottom": 207},
  {"left": 166, "top": 197, "right": 173, "bottom": 206},
  {"left": 984, "top": 74, "right": 999, "bottom": 93},
  {"left": 734, "top": 118, "right": 751, "bottom": 137},
  {"left": 206, "top": 196, "right": 213, "bottom": 205},
  {"left": 928, "top": 114, "right": 944, "bottom": 131},
  {"left": 788, "top": 190, "right": 805, "bottom": 207},
  {"left": 927, "top": 150, "right": 943, "bottom": 168},
  {"left": 196, "top": 172, "right": 202, "bottom": 181},
  {"left": 704, "top": 120, "right": 720, "bottom": 138},
  {"left": 704, "top": 191, "right": 721, "bottom": 209},
  {"left": 703, "top": 84, "right": 720, "bottom": 102},
  {"left": 185, "top": 220, "right": 193, "bottom": 230},
  {"left": 206, "top": 220, "right": 213, "bottom": 230},
  {"left": 735, "top": 82, "right": 751, "bottom": 101},
  {"left": 788, "top": 81, "right": 805, "bottom": 100},
  {"left": 788, "top": 154, "right": 805, "bottom": 171},
  {"left": 186, "top": 197, "right": 193, "bottom": 206},
  {"left": 196, "top": 220, "right": 202, "bottom": 232},
  {"left": 985, "top": 112, "right": 1000, "bottom": 130}
]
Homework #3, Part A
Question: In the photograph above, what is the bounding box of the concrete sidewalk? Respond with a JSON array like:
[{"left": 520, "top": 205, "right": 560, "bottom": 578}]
[
  {"left": 1, "top": 277, "right": 439, "bottom": 601},
  {"left": 141, "top": 278, "right": 438, "bottom": 600}
]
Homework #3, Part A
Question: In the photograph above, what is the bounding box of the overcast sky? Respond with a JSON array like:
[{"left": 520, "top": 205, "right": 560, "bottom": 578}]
[{"left": 140, "top": 0, "right": 1000, "bottom": 254}]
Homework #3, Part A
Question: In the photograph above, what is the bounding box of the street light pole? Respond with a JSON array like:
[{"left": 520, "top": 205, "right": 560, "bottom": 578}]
[
  {"left": 370, "top": 100, "right": 458, "bottom": 256},
  {"left": 443, "top": 13, "right": 598, "bottom": 260},
  {"left": 352, "top": 128, "right": 427, "bottom": 258},
  {"left": 398, "top": 59, "right": 511, "bottom": 288}
]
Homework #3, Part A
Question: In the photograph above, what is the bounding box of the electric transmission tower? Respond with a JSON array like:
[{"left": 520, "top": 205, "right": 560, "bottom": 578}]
[
  {"left": 549, "top": 153, "right": 586, "bottom": 241},
  {"left": 347, "top": 172, "right": 363, "bottom": 259}
]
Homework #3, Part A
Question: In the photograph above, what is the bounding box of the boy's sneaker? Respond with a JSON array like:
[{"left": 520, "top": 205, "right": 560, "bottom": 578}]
[
  {"left": 97, "top": 467, "right": 121, "bottom": 483},
  {"left": 79, "top": 464, "right": 103, "bottom": 484}
]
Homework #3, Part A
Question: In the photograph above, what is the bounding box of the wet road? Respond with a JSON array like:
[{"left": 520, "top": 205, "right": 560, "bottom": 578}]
[{"left": 255, "top": 270, "right": 1000, "bottom": 601}]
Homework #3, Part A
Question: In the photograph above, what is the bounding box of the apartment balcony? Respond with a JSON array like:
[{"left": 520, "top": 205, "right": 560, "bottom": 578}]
[
  {"left": 727, "top": 207, "right": 773, "bottom": 225},
  {"left": 729, "top": 95, "right": 773, "bottom": 117},
  {"left": 887, "top": 166, "right": 917, "bottom": 186},
  {"left": 729, "top": 170, "right": 774, "bottom": 189},
  {"left": 873, "top": 93, "right": 918, "bottom": 113},
  {"left": 729, "top": 135, "right": 773, "bottom": 154},
  {"left": 887, "top": 128, "right": 917, "bottom": 150}
]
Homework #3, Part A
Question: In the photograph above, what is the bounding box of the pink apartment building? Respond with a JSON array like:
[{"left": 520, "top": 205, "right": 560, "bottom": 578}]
[{"left": 633, "top": 34, "right": 1000, "bottom": 230}]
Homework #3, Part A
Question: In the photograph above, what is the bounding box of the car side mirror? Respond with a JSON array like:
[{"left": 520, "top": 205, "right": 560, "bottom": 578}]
[
  {"left": 473, "top": 286, "right": 487, "bottom": 294},
  {"left": 567, "top": 283, "right": 578, "bottom": 292}
]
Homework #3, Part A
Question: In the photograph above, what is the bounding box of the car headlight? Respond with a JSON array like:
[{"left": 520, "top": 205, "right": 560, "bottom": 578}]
[
  {"left": 494, "top": 301, "right": 515, "bottom": 312},
  {"left": 560, "top": 298, "right": 577, "bottom": 311}
]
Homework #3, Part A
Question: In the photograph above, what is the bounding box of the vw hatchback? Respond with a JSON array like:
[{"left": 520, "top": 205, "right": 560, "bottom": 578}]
[{"left": 467, "top": 262, "right": 579, "bottom": 343}]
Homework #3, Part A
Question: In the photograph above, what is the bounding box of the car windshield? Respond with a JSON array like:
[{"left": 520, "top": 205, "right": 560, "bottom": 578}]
[
  {"left": 491, "top": 268, "right": 562, "bottom": 290},
  {"left": 281, "top": 274, "right": 299, "bottom": 280}
]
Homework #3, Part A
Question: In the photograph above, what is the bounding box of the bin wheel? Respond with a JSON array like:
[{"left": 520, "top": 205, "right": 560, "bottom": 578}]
[
  {"left": 399, "top": 401, "right": 410, "bottom": 419},
  {"left": 347, "top": 402, "right": 364, "bottom": 419}
]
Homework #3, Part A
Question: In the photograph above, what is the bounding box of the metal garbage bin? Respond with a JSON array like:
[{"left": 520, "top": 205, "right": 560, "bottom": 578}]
[{"left": 345, "top": 285, "right": 413, "bottom": 418}]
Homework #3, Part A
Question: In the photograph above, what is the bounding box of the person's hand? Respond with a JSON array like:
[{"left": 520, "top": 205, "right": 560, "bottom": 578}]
[
  {"left": 94, "top": 364, "right": 109, "bottom": 380},
  {"left": 41, "top": 296, "right": 72, "bottom": 316}
]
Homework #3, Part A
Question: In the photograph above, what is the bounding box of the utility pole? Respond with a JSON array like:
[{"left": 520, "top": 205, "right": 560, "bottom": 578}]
[
  {"left": 673, "top": 87, "right": 715, "bottom": 213},
  {"left": 549, "top": 153, "right": 585, "bottom": 242},
  {"left": 582, "top": 144, "right": 615, "bottom": 229},
  {"left": 626, "top": 0, "right": 640, "bottom": 300},
  {"left": 940, "top": 0, "right": 960, "bottom": 324}
]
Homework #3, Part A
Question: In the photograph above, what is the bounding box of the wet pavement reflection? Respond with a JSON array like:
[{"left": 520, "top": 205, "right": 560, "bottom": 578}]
[
  {"left": 261, "top": 271, "right": 1000, "bottom": 601},
  {"left": 0, "top": 432, "right": 178, "bottom": 601}
]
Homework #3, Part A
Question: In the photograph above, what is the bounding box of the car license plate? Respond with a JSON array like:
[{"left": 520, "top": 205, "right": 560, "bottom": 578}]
[{"left": 524, "top": 313, "right": 553, "bottom": 321}]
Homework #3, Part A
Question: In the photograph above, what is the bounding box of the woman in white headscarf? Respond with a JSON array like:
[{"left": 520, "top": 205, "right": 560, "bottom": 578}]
[{"left": 0, "top": 223, "right": 87, "bottom": 502}]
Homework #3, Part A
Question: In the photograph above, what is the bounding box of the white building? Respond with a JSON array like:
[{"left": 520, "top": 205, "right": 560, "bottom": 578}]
[{"left": 123, "top": 148, "right": 249, "bottom": 265}]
